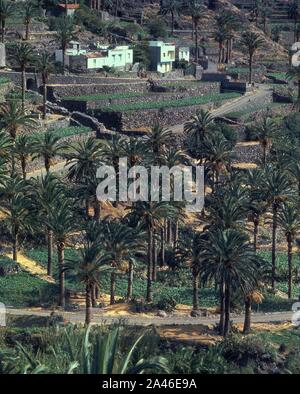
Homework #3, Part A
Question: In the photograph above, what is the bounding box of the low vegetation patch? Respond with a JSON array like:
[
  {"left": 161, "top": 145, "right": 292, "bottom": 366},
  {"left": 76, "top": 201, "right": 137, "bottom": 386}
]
[
  {"left": 96, "top": 93, "right": 241, "bottom": 112},
  {"left": 63, "top": 92, "right": 145, "bottom": 102}
]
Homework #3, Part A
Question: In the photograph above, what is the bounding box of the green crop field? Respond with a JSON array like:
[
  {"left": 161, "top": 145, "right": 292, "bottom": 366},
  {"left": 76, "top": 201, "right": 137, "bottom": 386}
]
[
  {"left": 63, "top": 92, "right": 145, "bottom": 102},
  {"left": 97, "top": 92, "right": 241, "bottom": 112}
]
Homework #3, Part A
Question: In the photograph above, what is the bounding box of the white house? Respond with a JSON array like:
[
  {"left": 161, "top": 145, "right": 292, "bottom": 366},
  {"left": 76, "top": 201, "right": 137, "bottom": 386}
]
[
  {"left": 177, "top": 47, "right": 190, "bottom": 63},
  {"left": 148, "top": 41, "right": 176, "bottom": 73}
]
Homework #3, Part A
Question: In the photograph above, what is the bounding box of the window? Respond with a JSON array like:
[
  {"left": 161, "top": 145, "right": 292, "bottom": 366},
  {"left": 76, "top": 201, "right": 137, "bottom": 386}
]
[
  {"left": 119, "top": 54, "right": 122, "bottom": 60},
  {"left": 93, "top": 59, "right": 97, "bottom": 66}
]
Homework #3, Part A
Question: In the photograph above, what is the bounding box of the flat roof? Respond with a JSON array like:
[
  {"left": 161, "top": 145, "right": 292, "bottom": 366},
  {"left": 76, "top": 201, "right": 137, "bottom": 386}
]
[{"left": 58, "top": 4, "right": 80, "bottom": 9}]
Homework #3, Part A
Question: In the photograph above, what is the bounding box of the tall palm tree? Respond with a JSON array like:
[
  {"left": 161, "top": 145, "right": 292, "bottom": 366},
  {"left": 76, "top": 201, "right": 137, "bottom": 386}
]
[
  {"left": 129, "top": 201, "right": 177, "bottom": 302},
  {"left": 0, "top": 101, "right": 36, "bottom": 173},
  {"left": 288, "top": 0, "right": 300, "bottom": 41},
  {"left": 252, "top": 117, "right": 278, "bottom": 165},
  {"left": 264, "top": 165, "right": 293, "bottom": 290},
  {"left": 65, "top": 137, "right": 102, "bottom": 217},
  {"left": 145, "top": 123, "right": 172, "bottom": 164},
  {"left": 100, "top": 220, "right": 146, "bottom": 304},
  {"left": 160, "top": 0, "right": 180, "bottom": 35},
  {"left": 201, "top": 228, "right": 261, "bottom": 336},
  {"left": 14, "top": 135, "right": 32, "bottom": 179},
  {"left": 32, "top": 130, "right": 66, "bottom": 173},
  {"left": 46, "top": 199, "right": 75, "bottom": 307},
  {"left": 65, "top": 241, "right": 111, "bottom": 325},
  {"left": 56, "top": 16, "right": 76, "bottom": 74},
  {"left": 0, "top": 0, "right": 13, "bottom": 43},
  {"left": 214, "top": 26, "right": 228, "bottom": 64},
  {"left": 36, "top": 52, "right": 53, "bottom": 119},
  {"left": 215, "top": 12, "right": 239, "bottom": 64},
  {"left": 10, "top": 43, "right": 36, "bottom": 112},
  {"left": 287, "top": 66, "right": 300, "bottom": 111},
  {"left": 184, "top": 110, "right": 214, "bottom": 159},
  {"left": 24, "top": 1, "right": 36, "bottom": 41},
  {"left": 278, "top": 202, "right": 300, "bottom": 299},
  {"left": 202, "top": 133, "right": 233, "bottom": 189},
  {"left": 29, "top": 173, "right": 64, "bottom": 277},
  {"left": 189, "top": 1, "right": 206, "bottom": 64},
  {"left": 240, "top": 31, "right": 264, "bottom": 85}
]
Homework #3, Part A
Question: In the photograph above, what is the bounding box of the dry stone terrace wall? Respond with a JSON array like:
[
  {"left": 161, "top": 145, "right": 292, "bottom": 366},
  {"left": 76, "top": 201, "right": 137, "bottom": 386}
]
[
  {"left": 61, "top": 83, "right": 220, "bottom": 112},
  {"left": 93, "top": 103, "right": 216, "bottom": 131}
]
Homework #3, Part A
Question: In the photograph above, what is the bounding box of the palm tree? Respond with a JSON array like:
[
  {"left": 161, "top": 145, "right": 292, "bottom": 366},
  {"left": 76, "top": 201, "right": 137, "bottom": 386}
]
[
  {"left": 240, "top": 31, "right": 264, "bottom": 85},
  {"left": 189, "top": 1, "right": 206, "bottom": 64},
  {"left": 288, "top": 0, "right": 300, "bottom": 41},
  {"left": 100, "top": 220, "right": 146, "bottom": 304},
  {"left": 184, "top": 110, "right": 214, "bottom": 158},
  {"left": 245, "top": 169, "right": 267, "bottom": 251},
  {"left": 287, "top": 66, "right": 300, "bottom": 111},
  {"left": 264, "top": 165, "right": 293, "bottom": 290},
  {"left": 65, "top": 241, "right": 111, "bottom": 325},
  {"left": 36, "top": 52, "right": 53, "bottom": 119},
  {"left": 32, "top": 130, "right": 66, "bottom": 173},
  {"left": 160, "top": 0, "right": 181, "bottom": 35},
  {"left": 24, "top": 1, "right": 36, "bottom": 41},
  {"left": 202, "top": 133, "right": 233, "bottom": 190},
  {"left": 145, "top": 123, "right": 172, "bottom": 164},
  {"left": 66, "top": 137, "right": 102, "bottom": 216},
  {"left": 46, "top": 199, "right": 75, "bottom": 307},
  {"left": 201, "top": 228, "right": 261, "bottom": 336},
  {"left": 278, "top": 202, "right": 300, "bottom": 299},
  {"left": 0, "top": 130, "right": 12, "bottom": 158},
  {"left": 56, "top": 16, "right": 76, "bottom": 74},
  {"left": 0, "top": 101, "right": 36, "bottom": 173},
  {"left": 215, "top": 13, "right": 239, "bottom": 64},
  {"left": 0, "top": 177, "right": 31, "bottom": 261},
  {"left": 29, "top": 173, "right": 64, "bottom": 277},
  {"left": 252, "top": 117, "right": 278, "bottom": 164},
  {"left": 129, "top": 201, "right": 176, "bottom": 302},
  {"left": 214, "top": 26, "right": 228, "bottom": 64},
  {"left": 14, "top": 135, "right": 32, "bottom": 179},
  {"left": 0, "top": 0, "right": 13, "bottom": 43},
  {"left": 10, "top": 43, "right": 36, "bottom": 112}
]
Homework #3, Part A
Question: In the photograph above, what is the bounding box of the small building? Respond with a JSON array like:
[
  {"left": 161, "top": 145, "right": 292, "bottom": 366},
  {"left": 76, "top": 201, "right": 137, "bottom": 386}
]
[
  {"left": 148, "top": 41, "right": 176, "bottom": 73},
  {"left": 55, "top": 41, "right": 87, "bottom": 66},
  {"left": 47, "top": 3, "right": 80, "bottom": 17},
  {"left": 56, "top": 44, "right": 134, "bottom": 72},
  {"left": 177, "top": 47, "right": 190, "bottom": 63},
  {"left": 57, "top": 3, "right": 80, "bottom": 16}
]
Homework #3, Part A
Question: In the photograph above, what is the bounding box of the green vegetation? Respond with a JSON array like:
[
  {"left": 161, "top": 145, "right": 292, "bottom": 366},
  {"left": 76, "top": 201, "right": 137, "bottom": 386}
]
[
  {"left": 63, "top": 92, "right": 145, "bottom": 102},
  {"left": 97, "top": 93, "right": 241, "bottom": 112},
  {"left": 266, "top": 72, "right": 287, "bottom": 80},
  {"left": 0, "top": 77, "right": 10, "bottom": 85}
]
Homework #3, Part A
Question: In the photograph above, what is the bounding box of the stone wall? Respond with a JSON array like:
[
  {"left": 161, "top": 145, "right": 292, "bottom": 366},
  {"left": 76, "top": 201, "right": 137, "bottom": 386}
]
[
  {"left": 93, "top": 103, "right": 216, "bottom": 131},
  {"left": 61, "top": 83, "right": 220, "bottom": 112}
]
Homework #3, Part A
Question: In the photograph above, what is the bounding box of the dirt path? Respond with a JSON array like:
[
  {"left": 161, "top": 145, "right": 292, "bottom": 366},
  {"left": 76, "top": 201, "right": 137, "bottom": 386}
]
[{"left": 6, "top": 307, "right": 294, "bottom": 327}]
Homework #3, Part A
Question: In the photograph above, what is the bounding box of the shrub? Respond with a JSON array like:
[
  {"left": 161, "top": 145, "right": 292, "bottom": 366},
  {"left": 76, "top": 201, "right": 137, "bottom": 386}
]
[
  {"left": 0, "top": 257, "right": 21, "bottom": 276},
  {"left": 156, "top": 294, "right": 177, "bottom": 312},
  {"left": 220, "top": 335, "right": 277, "bottom": 367}
]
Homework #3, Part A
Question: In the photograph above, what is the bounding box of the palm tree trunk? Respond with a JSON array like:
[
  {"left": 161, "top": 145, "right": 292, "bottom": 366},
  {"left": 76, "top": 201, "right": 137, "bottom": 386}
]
[
  {"left": 62, "top": 47, "right": 66, "bottom": 75},
  {"left": 195, "top": 23, "right": 199, "bottom": 64},
  {"left": 42, "top": 84, "right": 47, "bottom": 119},
  {"left": 146, "top": 225, "right": 153, "bottom": 302},
  {"left": 85, "top": 284, "right": 92, "bottom": 326},
  {"left": 57, "top": 241, "right": 65, "bottom": 307},
  {"left": 160, "top": 226, "right": 165, "bottom": 267},
  {"left": 271, "top": 203, "right": 278, "bottom": 291},
  {"left": 192, "top": 272, "right": 199, "bottom": 311},
  {"left": 110, "top": 271, "right": 116, "bottom": 305},
  {"left": 224, "top": 281, "right": 231, "bottom": 337},
  {"left": 219, "top": 278, "right": 225, "bottom": 336},
  {"left": 253, "top": 218, "right": 259, "bottom": 252},
  {"left": 152, "top": 233, "right": 157, "bottom": 281},
  {"left": 127, "top": 260, "right": 133, "bottom": 301},
  {"left": 1, "top": 20, "right": 5, "bottom": 43},
  {"left": 249, "top": 54, "right": 253, "bottom": 85},
  {"left": 47, "top": 228, "right": 53, "bottom": 276},
  {"left": 94, "top": 200, "right": 101, "bottom": 222},
  {"left": 91, "top": 284, "right": 97, "bottom": 307},
  {"left": 12, "top": 226, "right": 18, "bottom": 262},
  {"left": 21, "top": 67, "right": 26, "bottom": 113},
  {"left": 25, "top": 22, "right": 30, "bottom": 41},
  {"left": 21, "top": 157, "right": 26, "bottom": 180},
  {"left": 243, "top": 296, "right": 252, "bottom": 334},
  {"left": 298, "top": 80, "right": 300, "bottom": 111},
  {"left": 288, "top": 236, "right": 293, "bottom": 299},
  {"left": 174, "top": 220, "right": 179, "bottom": 251},
  {"left": 171, "top": 12, "right": 174, "bottom": 35},
  {"left": 45, "top": 157, "right": 50, "bottom": 173}
]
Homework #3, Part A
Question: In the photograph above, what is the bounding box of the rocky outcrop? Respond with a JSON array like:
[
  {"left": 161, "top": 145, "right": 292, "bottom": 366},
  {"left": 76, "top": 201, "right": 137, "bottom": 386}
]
[{"left": 70, "top": 111, "right": 114, "bottom": 139}]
